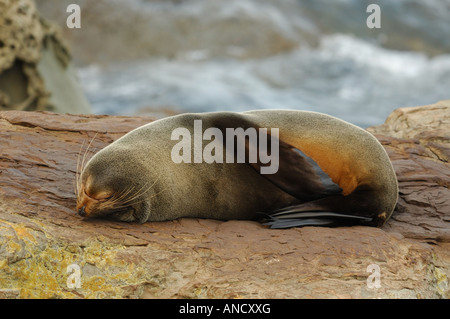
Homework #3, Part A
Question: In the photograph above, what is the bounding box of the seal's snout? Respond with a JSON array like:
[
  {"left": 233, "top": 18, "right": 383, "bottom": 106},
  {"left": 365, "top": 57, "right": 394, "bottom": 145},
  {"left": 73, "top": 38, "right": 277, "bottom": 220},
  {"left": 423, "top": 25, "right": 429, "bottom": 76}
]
[{"left": 78, "top": 206, "right": 87, "bottom": 217}]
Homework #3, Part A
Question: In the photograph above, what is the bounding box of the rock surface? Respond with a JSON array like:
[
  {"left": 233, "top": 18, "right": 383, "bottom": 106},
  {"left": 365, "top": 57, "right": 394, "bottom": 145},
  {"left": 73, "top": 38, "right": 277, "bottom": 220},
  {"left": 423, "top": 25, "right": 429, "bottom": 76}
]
[{"left": 0, "top": 101, "right": 449, "bottom": 299}]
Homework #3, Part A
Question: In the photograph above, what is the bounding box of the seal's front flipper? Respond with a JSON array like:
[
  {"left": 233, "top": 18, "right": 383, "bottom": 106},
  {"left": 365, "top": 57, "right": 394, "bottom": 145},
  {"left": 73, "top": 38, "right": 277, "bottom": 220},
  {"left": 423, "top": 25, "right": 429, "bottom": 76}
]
[
  {"left": 249, "top": 136, "right": 375, "bottom": 228},
  {"left": 250, "top": 138, "right": 342, "bottom": 201},
  {"left": 264, "top": 207, "right": 373, "bottom": 229}
]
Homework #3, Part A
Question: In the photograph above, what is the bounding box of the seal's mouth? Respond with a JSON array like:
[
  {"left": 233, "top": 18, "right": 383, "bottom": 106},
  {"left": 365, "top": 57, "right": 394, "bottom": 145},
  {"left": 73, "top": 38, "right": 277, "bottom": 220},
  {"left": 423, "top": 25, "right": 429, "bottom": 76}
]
[
  {"left": 78, "top": 205, "right": 88, "bottom": 217},
  {"left": 75, "top": 188, "right": 94, "bottom": 217}
]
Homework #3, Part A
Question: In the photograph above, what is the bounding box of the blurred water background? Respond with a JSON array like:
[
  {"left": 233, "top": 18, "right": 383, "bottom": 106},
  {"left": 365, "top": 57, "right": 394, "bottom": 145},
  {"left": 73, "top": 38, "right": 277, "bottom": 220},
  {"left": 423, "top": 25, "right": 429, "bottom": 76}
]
[{"left": 36, "top": 0, "right": 450, "bottom": 127}]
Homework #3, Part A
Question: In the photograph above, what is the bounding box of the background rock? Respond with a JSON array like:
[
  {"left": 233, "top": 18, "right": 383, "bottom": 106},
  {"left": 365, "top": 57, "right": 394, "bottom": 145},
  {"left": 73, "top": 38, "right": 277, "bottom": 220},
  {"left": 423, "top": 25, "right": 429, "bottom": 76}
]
[
  {"left": 367, "top": 100, "right": 450, "bottom": 242},
  {"left": 0, "top": 101, "right": 449, "bottom": 298},
  {"left": 0, "top": 0, "right": 91, "bottom": 114}
]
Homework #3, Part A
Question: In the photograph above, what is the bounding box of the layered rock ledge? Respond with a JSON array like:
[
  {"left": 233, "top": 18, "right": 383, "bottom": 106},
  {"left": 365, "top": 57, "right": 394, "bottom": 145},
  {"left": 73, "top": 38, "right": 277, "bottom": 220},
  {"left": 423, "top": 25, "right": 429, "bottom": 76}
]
[{"left": 0, "top": 101, "right": 449, "bottom": 298}]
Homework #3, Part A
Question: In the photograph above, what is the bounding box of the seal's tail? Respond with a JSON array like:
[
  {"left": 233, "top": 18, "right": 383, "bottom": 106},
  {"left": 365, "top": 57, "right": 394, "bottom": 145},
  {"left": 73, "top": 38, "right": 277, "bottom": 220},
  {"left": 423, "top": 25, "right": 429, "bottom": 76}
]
[{"left": 263, "top": 208, "right": 373, "bottom": 229}]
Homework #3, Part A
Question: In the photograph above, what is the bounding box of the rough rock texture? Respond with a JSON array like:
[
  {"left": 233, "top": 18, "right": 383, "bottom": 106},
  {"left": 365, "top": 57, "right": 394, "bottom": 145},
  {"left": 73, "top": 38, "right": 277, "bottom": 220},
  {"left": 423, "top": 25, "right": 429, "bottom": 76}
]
[
  {"left": 0, "top": 0, "right": 90, "bottom": 113},
  {"left": 367, "top": 100, "right": 450, "bottom": 243},
  {"left": 0, "top": 101, "right": 449, "bottom": 299}
]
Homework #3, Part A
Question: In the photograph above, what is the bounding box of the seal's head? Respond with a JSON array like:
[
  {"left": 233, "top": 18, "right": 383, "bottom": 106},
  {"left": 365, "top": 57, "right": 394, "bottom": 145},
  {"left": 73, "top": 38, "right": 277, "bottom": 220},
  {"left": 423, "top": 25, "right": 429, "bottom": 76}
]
[{"left": 75, "top": 146, "right": 153, "bottom": 223}]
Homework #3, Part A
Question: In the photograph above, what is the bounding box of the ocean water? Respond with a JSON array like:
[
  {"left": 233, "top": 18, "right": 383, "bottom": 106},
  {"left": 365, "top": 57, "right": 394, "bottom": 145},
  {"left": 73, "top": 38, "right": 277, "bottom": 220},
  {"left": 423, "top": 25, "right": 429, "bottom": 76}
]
[{"left": 76, "top": 0, "right": 450, "bottom": 128}]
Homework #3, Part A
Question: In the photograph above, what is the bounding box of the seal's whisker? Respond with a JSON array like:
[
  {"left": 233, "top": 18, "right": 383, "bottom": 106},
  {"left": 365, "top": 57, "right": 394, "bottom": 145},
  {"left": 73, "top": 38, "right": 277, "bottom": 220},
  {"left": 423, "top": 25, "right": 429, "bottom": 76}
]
[
  {"left": 109, "top": 185, "right": 136, "bottom": 205},
  {"left": 120, "top": 174, "right": 162, "bottom": 205},
  {"left": 115, "top": 186, "right": 135, "bottom": 201},
  {"left": 106, "top": 175, "right": 163, "bottom": 210},
  {"left": 108, "top": 187, "right": 168, "bottom": 210},
  {"left": 97, "top": 184, "right": 140, "bottom": 211},
  {"left": 80, "top": 132, "right": 98, "bottom": 175},
  {"left": 148, "top": 186, "right": 167, "bottom": 200},
  {"left": 77, "top": 132, "right": 99, "bottom": 199},
  {"left": 75, "top": 139, "right": 86, "bottom": 198},
  {"left": 119, "top": 182, "right": 152, "bottom": 205}
]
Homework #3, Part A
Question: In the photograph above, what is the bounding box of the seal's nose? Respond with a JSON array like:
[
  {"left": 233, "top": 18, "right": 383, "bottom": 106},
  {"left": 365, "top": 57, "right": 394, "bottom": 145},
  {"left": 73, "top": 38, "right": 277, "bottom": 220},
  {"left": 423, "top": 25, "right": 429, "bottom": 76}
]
[{"left": 78, "top": 206, "right": 87, "bottom": 217}]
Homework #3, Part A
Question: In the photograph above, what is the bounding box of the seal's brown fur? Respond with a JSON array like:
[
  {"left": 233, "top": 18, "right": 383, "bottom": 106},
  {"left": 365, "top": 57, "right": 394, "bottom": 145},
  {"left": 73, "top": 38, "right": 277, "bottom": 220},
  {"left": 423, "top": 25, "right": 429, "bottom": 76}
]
[{"left": 76, "top": 110, "right": 398, "bottom": 228}]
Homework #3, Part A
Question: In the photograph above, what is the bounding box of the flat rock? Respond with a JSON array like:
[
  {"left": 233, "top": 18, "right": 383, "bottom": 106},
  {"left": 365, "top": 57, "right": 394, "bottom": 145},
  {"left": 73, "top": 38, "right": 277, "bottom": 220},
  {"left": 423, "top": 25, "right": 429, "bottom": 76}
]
[
  {"left": 0, "top": 102, "right": 449, "bottom": 299},
  {"left": 367, "top": 100, "right": 450, "bottom": 243}
]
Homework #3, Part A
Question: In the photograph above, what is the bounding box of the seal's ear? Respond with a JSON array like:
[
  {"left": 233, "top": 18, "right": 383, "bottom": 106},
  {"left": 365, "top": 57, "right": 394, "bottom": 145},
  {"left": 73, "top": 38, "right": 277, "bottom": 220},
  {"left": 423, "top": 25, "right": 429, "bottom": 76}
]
[{"left": 249, "top": 136, "right": 342, "bottom": 201}]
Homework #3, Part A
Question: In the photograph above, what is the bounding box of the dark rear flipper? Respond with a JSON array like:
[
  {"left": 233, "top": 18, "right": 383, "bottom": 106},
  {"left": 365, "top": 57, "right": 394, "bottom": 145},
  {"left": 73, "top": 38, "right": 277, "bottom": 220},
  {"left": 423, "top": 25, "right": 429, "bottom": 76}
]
[
  {"left": 212, "top": 116, "right": 380, "bottom": 228},
  {"left": 262, "top": 208, "right": 373, "bottom": 229}
]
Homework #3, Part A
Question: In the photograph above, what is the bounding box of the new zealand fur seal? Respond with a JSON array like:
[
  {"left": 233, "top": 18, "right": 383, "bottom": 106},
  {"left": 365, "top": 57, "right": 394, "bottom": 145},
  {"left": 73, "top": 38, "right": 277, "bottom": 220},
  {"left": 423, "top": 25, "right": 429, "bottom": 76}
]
[{"left": 75, "top": 110, "right": 398, "bottom": 228}]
